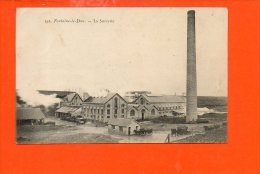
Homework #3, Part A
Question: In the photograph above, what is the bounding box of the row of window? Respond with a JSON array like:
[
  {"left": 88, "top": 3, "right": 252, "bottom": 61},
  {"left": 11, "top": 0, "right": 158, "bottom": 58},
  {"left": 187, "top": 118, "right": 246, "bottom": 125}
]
[
  {"left": 84, "top": 108, "right": 125, "bottom": 115},
  {"left": 86, "top": 115, "right": 125, "bottom": 119},
  {"left": 84, "top": 108, "right": 104, "bottom": 114},
  {"left": 83, "top": 103, "right": 125, "bottom": 110},
  {"left": 107, "top": 103, "right": 125, "bottom": 108},
  {"left": 130, "top": 109, "right": 156, "bottom": 116},
  {"left": 158, "top": 106, "right": 183, "bottom": 110}
]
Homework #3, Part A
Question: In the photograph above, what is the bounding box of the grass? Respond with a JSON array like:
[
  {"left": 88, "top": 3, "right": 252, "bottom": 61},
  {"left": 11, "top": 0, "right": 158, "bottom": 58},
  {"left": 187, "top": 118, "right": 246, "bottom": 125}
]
[
  {"left": 16, "top": 124, "right": 77, "bottom": 133},
  {"left": 16, "top": 124, "right": 120, "bottom": 144},
  {"left": 150, "top": 116, "right": 186, "bottom": 124},
  {"left": 146, "top": 113, "right": 227, "bottom": 125},
  {"left": 198, "top": 113, "right": 227, "bottom": 123},
  {"left": 17, "top": 133, "right": 120, "bottom": 144},
  {"left": 172, "top": 125, "right": 227, "bottom": 143}
]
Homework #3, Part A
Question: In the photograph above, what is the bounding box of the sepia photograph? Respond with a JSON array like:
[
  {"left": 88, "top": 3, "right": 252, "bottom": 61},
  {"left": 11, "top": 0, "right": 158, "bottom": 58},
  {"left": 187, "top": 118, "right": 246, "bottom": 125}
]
[{"left": 16, "top": 8, "right": 228, "bottom": 144}]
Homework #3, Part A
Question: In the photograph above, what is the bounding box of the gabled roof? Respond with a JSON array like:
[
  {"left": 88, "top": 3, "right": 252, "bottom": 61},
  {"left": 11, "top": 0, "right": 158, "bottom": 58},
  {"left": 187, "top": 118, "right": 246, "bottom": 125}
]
[
  {"left": 129, "top": 94, "right": 186, "bottom": 103},
  {"left": 64, "top": 93, "right": 76, "bottom": 102},
  {"left": 84, "top": 96, "right": 92, "bottom": 102},
  {"left": 38, "top": 90, "right": 75, "bottom": 98},
  {"left": 123, "top": 96, "right": 136, "bottom": 103},
  {"left": 145, "top": 104, "right": 159, "bottom": 111},
  {"left": 62, "top": 93, "right": 83, "bottom": 103},
  {"left": 16, "top": 107, "right": 45, "bottom": 120},
  {"left": 137, "top": 105, "right": 149, "bottom": 111},
  {"left": 132, "top": 94, "right": 186, "bottom": 103},
  {"left": 71, "top": 108, "right": 82, "bottom": 116},
  {"left": 108, "top": 118, "right": 139, "bottom": 127},
  {"left": 55, "top": 106, "right": 79, "bottom": 113},
  {"left": 88, "top": 93, "right": 116, "bottom": 104},
  {"left": 84, "top": 93, "right": 127, "bottom": 104},
  {"left": 148, "top": 95, "right": 185, "bottom": 103},
  {"left": 127, "top": 104, "right": 139, "bottom": 111},
  {"left": 132, "top": 94, "right": 150, "bottom": 104}
]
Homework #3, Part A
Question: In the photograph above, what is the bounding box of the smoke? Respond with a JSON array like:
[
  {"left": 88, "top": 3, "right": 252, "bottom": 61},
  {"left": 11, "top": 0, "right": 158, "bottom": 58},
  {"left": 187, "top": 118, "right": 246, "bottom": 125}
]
[
  {"left": 85, "top": 88, "right": 111, "bottom": 97},
  {"left": 16, "top": 87, "right": 113, "bottom": 107},
  {"left": 197, "top": 107, "right": 215, "bottom": 115},
  {"left": 197, "top": 107, "right": 227, "bottom": 115},
  {"left": 17, "top": 89, "right": 61, "bottom": 107}
]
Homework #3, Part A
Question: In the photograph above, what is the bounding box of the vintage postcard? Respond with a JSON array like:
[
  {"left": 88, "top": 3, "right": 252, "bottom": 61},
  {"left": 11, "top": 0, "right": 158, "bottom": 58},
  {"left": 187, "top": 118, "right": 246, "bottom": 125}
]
[{"left": 16, "top": 8, "right": 227, "bottom": 144}]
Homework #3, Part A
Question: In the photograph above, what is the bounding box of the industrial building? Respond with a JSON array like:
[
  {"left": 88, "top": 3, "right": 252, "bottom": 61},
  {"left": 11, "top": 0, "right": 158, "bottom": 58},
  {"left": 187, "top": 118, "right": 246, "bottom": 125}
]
[
  {"left": 54, "top": 91, "right": 186, "bottom": 123},
  {"left": 16, "top": 107, "right": 45, "bottom": 125}
]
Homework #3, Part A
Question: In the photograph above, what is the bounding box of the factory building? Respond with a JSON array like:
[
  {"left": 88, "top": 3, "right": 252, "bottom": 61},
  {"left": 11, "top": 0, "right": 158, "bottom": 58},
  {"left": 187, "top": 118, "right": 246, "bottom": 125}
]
[{"left": 80, "top": 92, "right": 186, "bottom": 123}]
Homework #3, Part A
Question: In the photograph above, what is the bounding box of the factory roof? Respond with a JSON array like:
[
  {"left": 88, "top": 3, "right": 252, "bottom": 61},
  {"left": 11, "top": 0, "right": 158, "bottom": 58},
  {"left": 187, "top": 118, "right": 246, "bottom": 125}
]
[
  {"left": 16, "top": 108, "right": 45, "bottom": 120},
  {"left": 147, "top": 95, "right": 186, "bottom": 103},
  {"left": 71, "top": 108, "right": 82, "bottom": 116},
  {"left": 55, "top": 106, "right": 80, "bottom": 113},
  {"left": 84, "top": 93, "right": 127, "bottom": 104},
  {"left": 108, "top": 118, "right": 139, "bottom": 127}
]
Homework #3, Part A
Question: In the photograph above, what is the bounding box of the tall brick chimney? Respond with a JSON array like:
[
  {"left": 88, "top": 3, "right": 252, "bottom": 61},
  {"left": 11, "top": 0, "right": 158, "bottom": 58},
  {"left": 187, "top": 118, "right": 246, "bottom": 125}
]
[{"left": 186, "top": 10, "right": 198, "bottom": 122}]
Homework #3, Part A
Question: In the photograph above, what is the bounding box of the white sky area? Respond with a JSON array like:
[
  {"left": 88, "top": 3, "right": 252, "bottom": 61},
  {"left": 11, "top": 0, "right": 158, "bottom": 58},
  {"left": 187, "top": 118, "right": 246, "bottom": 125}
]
[{"left": 16, "top": 8, "right": 227, "bottom": 97}]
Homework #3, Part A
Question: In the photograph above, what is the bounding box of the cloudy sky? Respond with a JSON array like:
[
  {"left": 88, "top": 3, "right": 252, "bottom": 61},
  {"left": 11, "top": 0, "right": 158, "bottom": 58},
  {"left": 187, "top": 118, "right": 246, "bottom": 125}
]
[{"left": 16, "top": 8, "right": 227, "bottom": 96}]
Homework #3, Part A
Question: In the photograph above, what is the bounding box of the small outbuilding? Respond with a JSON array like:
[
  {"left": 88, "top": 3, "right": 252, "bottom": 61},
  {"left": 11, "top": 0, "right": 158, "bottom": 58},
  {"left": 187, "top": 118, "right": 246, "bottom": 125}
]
[
  {"left": 108, "top": 118, "right": 140, "bottom": 135},
  {"left": 16, "top": 107, "right": 45, "bottom": 125}
]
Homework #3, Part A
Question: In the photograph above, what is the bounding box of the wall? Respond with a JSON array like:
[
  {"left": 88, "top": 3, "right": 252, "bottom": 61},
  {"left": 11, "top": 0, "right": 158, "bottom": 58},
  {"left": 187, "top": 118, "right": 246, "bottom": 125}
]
[
  {"left": 70, "top": 94, "right": 83, "bottom": 106},
  {"left": 108, "top": 123, "right": 140, "bottom": 135},
  {"left": 103, "top": 94, "right": 127, "bottom": 122},
  {"left": 82, "top": 103, "right": 105, "bottom": 122}
]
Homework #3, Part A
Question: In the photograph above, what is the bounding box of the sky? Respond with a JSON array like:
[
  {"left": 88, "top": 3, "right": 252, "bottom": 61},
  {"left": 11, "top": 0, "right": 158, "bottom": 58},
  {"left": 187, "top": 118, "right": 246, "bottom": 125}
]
[{"left": 16, "top": 8, "right": 227, "bottom": 97}]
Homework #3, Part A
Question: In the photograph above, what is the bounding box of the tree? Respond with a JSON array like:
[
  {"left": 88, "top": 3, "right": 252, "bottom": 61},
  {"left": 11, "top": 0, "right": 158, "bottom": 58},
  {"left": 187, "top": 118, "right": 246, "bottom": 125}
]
[{"left": 16, "top": 92, "right": 26, "bottom": 105}]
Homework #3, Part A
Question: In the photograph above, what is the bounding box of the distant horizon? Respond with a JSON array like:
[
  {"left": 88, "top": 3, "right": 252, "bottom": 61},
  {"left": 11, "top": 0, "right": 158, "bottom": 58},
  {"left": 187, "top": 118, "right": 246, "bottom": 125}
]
[{"left": 16, "top": 88, "right": 228, "bottom": 97}]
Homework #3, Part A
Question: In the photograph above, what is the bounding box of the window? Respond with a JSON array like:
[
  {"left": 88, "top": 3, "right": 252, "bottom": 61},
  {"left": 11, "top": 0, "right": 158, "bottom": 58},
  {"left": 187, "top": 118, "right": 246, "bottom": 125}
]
[
  {"left": 101, "top": 109, "right": 103, "bottom": 114},
  {"left": 112, "top": 125, "right": 115, "bottom": 130},
  {"left": 151, "top": 109, "right": 155, "bottom": 115},
  {"left": 119, "top": 126, "right": 123, "bottom": 132},
  {"left": 107, "top": 109, "right": 110, "bottom": 114},
  {"left": 121, "top": 109, "right": 124, "bottom": 114},
  {"left": 130, "top": 110, "right": 135, "bottom": 116},
  {"left": 140, "top": 98, "right": 144, "bottom": 105},
  {"left": 121, "top": 104, "right": 125, "bottom": 108},
  {"left": 107, "top": 116, "right": 110, "bottom": 118},
  {"left": 114, "top": 97, "right": 118, "bottom": 108},
  {"left": 114, "top": 109, "right": 117, "bottom": 114},
  {"left": 107, "top": 104, "right": 110, "bottom": 108},
  {"left": 97, "top": 109, "right": 99, "bottom": 114}
]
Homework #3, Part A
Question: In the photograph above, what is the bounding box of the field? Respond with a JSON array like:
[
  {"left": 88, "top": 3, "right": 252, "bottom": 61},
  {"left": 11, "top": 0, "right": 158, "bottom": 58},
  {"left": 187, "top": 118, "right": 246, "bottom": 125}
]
[
  {"left": 17, "top": 112, "right": 227, "bottom": 144},
  {"left": 172, "top": 125, "right": 227, "bottom": 143},
  {"left": 16, "top": 121, "right": 121, "bottom": 144}
]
